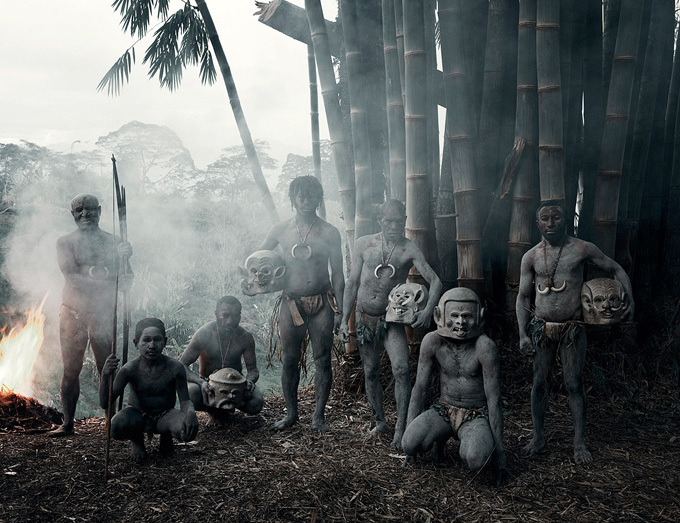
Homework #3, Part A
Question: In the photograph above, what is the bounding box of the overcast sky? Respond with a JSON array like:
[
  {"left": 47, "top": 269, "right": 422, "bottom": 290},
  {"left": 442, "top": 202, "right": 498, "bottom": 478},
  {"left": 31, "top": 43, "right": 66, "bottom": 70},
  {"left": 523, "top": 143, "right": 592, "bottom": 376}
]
[{"left": 0, "top": 0, "right": 338, "bottom": 169}]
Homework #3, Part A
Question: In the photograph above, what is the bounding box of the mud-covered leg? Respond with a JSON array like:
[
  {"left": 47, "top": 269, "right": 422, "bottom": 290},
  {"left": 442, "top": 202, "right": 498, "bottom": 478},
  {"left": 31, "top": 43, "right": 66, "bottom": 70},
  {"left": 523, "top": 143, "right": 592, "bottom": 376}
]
[
  {"left": 401, "top": 409, "right": 453, "bottom": 462},
  {"left": 308, "top": 302, "right": 334, "bottom": 431},
  {"left": 523, "top": 339, "right": 557, "bottom": 456},
  {"left": 561, "top": 328, "right": 592, "bottom": 464},
  {"left": 384, "top": 324, "right": 411, "bottom": 448},
  {"left": 272, "top": 304, "right": 305, "bottom": 430}
]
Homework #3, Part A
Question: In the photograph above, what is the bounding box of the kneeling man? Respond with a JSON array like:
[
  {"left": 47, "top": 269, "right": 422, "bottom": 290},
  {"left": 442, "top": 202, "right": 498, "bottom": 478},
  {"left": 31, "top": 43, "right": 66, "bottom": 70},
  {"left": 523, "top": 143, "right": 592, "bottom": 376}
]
[
  {"left": 402, "top": 288, "right": 506, "bottom": 482},
  {"left": 99, "top": 318, "right": 198, "bottom": 460},
  {"left": 180, "top": 296, "right": 264, "bottom": 419}
]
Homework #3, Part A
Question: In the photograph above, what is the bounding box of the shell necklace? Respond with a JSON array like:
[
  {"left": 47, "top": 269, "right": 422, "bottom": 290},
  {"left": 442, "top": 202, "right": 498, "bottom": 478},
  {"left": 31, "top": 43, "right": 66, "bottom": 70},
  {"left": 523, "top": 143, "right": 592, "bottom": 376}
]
[
  {"left": 536, "top": 238, "right": 566, "bottom": 294},
  {"left": 374, "top": 233, "right": 397, "bottom": 279},
  {"left": 291, "top": 216, "right": 317, "bottom": 260}
]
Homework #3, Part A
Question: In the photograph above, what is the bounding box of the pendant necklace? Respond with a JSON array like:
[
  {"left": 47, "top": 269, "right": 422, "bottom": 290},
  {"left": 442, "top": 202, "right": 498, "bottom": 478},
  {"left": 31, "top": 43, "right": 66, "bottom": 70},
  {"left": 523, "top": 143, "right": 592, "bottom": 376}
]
[
  {"left": 374, "top": 233, "right": 397, "bottom": 279},
  {"left": 537, "top": 238, "right": 567, "bottom": 294},
  {"left": 216, "top": 326, "right": 234, "bottom": 369},
  {"left": 291, "top": 216, "right": 317, "bottom": 260}
]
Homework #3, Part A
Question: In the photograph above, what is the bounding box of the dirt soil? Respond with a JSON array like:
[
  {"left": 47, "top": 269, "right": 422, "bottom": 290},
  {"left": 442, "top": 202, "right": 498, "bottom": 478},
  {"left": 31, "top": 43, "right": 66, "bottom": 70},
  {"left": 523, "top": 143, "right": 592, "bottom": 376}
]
[{"left": 1, "top": 356, "right": 679, "bottom": 523}]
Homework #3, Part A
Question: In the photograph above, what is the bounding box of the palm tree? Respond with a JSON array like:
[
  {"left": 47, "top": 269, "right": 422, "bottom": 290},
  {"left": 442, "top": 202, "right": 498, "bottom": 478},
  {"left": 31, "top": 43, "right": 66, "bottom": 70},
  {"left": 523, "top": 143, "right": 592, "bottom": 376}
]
[{"left": 100, "top": 0, "right": 280, "bottom": 223}]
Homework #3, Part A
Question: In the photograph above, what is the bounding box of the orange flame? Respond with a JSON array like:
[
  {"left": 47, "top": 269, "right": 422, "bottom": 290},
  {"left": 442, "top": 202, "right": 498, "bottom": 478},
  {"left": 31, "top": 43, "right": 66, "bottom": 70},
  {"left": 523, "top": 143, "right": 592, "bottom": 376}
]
[{"left": 0, "top": 298, "right": 46, "bottom": 396}]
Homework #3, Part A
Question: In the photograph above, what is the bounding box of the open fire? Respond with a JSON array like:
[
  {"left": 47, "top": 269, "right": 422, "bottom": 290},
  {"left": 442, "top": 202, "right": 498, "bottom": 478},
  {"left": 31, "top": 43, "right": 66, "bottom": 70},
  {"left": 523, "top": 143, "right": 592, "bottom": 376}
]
[{"left": 0, "top": 299, "right": 46, "bottom": 397}]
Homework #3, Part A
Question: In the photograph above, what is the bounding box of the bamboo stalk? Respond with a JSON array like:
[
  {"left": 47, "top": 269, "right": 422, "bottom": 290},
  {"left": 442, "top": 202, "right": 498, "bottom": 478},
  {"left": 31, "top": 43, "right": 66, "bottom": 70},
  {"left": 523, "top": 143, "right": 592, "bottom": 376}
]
[
  {"left": 394, "top": 0, "right": 406, "bottom": 104},
  {"left": 505, "top": 0, "right": 538, "bottom": 319},
  {"left": 307, "top": 43, "right": 326, "bottom": 221},
  {"left": 438, "top": 0, "right": 484, "bottom": 296},
  {"left": 383, "top": 0, "right": 406, "bottom": 203},
  {"left": 592, "top": 0, "right": 646, "bottom": 257},
  {"left": 305, "top": 0, "right": 356, "bottom": 251}
]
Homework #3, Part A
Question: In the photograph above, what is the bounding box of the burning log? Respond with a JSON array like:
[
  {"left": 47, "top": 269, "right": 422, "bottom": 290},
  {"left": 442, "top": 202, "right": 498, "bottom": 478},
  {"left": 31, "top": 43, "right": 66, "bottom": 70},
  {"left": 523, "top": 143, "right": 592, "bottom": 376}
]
[{"left": 0, "top": 387, "right": 62, "bottom": 433}]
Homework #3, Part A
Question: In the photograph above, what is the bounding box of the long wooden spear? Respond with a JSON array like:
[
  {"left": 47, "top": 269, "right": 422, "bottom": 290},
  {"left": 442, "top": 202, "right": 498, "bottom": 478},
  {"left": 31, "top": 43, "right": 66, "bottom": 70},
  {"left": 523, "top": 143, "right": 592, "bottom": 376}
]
[{"left": 111, "top": 155, "right": 130, "bottom": 411}]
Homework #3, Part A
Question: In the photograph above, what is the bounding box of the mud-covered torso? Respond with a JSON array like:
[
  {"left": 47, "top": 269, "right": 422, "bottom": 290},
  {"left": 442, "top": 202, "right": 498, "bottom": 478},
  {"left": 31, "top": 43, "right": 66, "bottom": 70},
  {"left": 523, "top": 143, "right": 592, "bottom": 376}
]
[
  {"left": 356, "top": 234, "right": 414, "bottom": 316},
  {"left": 276, "top": 217, "right": 336, "bottom": 296},
  {"left": 195, "top": 322, "right": 248, "bottom": 377},
  {"left": 430, "top": 333, "right": 488, "bottom": 409},
  {"left": 530, "top": 237, "right": 587, "bottom": 322},
  {"left": 126, "top": 356, "right": 180, "bottom": 413},
  {"left": 59, "top": 228, "right": 120, "bottom": 313}
]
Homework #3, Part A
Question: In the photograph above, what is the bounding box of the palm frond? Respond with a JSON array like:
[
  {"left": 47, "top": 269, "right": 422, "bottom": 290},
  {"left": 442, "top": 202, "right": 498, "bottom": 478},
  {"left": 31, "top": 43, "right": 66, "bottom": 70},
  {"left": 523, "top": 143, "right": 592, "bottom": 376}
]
[
  {"left": 112, "top": 0, "right": 155, "bottom": 39},
  {"left": 143, "top": 7, "right": 187, "bottom": 91},
  {"left": 199, "top": 47, "right": 217, "bottom": 86},
  {"left": 97, "top": 48, "right": 136, "bottom": 96}
]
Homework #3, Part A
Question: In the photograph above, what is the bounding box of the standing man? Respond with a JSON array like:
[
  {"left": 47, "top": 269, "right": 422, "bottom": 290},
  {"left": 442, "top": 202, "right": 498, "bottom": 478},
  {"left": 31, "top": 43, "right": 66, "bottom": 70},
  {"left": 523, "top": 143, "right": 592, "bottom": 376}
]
[
  {"left": 179, "top": 296, "right": 264, "bottom": 418},
  {"left": 50, "top": 193, "right": 132, "bottom": 437},
  {"left": 259, "top": 176, "right": 344, "bottom": 431},
  {"left": 516, "top": 201, "right": 634, "bottom": 463},
  {"left": 339, "top": 199, "right": 441, "bottom": 448}
]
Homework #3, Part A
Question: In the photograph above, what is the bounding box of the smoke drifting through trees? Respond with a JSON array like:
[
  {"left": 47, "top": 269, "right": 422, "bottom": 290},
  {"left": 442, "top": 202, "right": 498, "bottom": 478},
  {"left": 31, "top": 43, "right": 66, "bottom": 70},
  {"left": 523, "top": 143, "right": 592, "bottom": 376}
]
[{"left": 0, "top": 122, "right": 342, "bottom": 417}]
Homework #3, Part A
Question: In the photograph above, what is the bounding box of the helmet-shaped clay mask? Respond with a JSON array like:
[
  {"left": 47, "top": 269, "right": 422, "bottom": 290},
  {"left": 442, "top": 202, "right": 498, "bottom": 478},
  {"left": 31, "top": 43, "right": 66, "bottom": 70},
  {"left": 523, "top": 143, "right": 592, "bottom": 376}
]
[
  {"left": 385, "top": 283, "right": 428, "bottom": 324},
  {"left": 208, "top": 368, "right": 247, "bottom": 411},
  {"left": 239, "top": 250, "right": 286, "bottom": 296},
  {"left": 581, "top": 278, "right": 627, "bottom": 325},
  {"left": 433, "top": 287, "right": 484, "bottom": 340}
]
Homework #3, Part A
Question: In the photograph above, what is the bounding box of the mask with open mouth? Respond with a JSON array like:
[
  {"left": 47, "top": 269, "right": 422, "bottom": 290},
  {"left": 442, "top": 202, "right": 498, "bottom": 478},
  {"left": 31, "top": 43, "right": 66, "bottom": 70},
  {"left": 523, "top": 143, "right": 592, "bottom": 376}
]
[
  {"left": 581, "top": 278, "right": 628, "bottom": 325},
  {"left": 385, "top": 283, "right": 428, "bottom": 324},
  {"left": 208, "top": 368, "right": 247, "bottom": 411},
  {"left": 433, "top": 287, "right": 484, "bottom": 340},
  {"left": 239, "top": 250, "right": 286, "bottom": 296}
]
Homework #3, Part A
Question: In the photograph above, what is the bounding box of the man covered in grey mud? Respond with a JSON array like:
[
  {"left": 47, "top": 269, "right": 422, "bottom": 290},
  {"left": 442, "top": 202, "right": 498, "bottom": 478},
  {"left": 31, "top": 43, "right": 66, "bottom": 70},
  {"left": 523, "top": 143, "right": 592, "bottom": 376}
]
[
  {"left": 339, "top": 199, "right": 441, "bottom": 448},
  {"left": 517, "top": 201, "right": 634, "bottom": 464},
  {"left": 49, "top": 193, "right": 133, "bottom": 437},
  {"left": 100, "top": 318, "right": 198, "bottom": 460},
  {"left": 259, "top": 176, "right": 344, "bottom": 431},
  {"left": 179, "top": 296, "right": 264, "bottom": 420},
  {"left": 401, "top": 288, "right": 506, "bottom": 484}
]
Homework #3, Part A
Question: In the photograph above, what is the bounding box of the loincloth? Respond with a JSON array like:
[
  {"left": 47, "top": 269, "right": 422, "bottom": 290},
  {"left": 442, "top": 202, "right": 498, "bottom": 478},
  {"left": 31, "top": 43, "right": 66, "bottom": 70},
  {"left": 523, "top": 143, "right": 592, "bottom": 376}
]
[
  {"left": 283, "top": 289, "right": 338, "bottom": 327},
  {"left": 528, "top": 315, "right": 584, "bottom": 350},
  {"left": 126, "top": 405, "right": 173, "bottom": 435},
  {"left": 431, "top": 399, "right": 488, "bottom": 436},
  {"left": 355, "top": 308, "right": 387, "bottom": 347}
]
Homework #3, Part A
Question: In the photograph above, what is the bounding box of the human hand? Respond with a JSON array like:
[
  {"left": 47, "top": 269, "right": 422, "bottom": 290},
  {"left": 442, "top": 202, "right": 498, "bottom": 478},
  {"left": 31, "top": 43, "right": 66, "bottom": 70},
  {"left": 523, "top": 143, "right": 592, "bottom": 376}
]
[
  {"left": 118, "top": 241, "right": 133, "bottom": 258},
  {"left": 200, "top": 379, "right": 211, "bottom": 405},
  {"left": 519, "top": 337, "right": 535, "bottom": 357},
  {"left": 333, "top": 314, "right": 342, "bottom": 335},
  {"left": 118, "top": 273, "right": 134, "bottom": 292},
  {"left": 411, "top": 310, "right": 432, "bottom": 330},
  {"left": 339, "top": 323, "right": 350, "bottom": 344},
  {"left": 182, "top": 410, "right": 198, "bottom": 441},
  {"left": 102, "top": 354, "right": 120, "bottom": 376},
  {"left": 244, "top": 380, "right": 255, "bottom": 400}
]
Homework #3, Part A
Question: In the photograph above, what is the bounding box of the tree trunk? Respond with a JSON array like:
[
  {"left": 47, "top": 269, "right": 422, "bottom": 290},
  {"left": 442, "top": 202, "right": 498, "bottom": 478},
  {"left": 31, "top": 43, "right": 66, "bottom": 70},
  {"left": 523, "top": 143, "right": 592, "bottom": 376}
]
[
  {"left": 394, "top": 0, "right": 406, "bottom": 102},
  {"left": 592, "top": 0, "right": 645, "bottom": 258},
  {"left": 403, "top": 0, "right": 431, "bottom": 261},
  {"left": 536, "top": 0, "right": 565, "bottom": 204},
  {"left": 436, "top": 130, "right": 458, "bottom": 289},
  {"left": 461, "top": 0, "right": 489, "bottom": 130},
  {"left": 439, "top": 0, "right": 484, "bottom": 296},
  {"left": 662, "top": 18, "right": 680, "bottom": 216},
  {"left": 307, "top": 43, "right": 326, "bottom": 220},
  {"left": 305, "top": 0, "right": 356, "bottom": 249},
  {"left": 506, "top": 0, "right": 538, "bottom": 320},
  {"left": 195, "top": 0, "right": 279, "bottom": 224},
  {"left": 662, "top": 82, "right": 680, "bottom": 293},
  {"left": 340, "top": 0, "right": 374, "bottom": 240},
  {"left": 602, "top": 0, "right": 622, "bottom": 98},
  {"left": 382, "top": 0, "right": 406, "bottom": 202}
]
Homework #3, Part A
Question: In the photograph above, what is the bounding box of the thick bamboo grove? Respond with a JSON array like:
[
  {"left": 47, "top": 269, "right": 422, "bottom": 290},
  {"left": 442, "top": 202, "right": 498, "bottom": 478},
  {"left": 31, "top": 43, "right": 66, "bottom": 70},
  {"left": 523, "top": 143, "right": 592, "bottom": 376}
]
[{"left": 256, "top": 0, "right": 680, "bottom": 319}]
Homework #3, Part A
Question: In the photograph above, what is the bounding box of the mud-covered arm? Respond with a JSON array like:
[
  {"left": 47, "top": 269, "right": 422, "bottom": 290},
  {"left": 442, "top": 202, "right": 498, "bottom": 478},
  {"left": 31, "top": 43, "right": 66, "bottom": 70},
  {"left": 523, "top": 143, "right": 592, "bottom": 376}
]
[
  {"left": 407, "top": 334, "right": 436, "bottom": 425},
  {"left": 516, "top": 251, "right": 534, "bottom": 355},
  {"left": 328, "top": 227, "right": 345, "bottom": 330},
  {"left": 98, "top": 356, "right": 127, "bottom": 409},
  {"left": 57, "top": 237, "right": 112, "bottom": 293},
  {"left": 242, "top": 333, "right": 259, "bottom": 384},
  {"left": 178, "top": 335, "right": 206, "bottom": 385},
  {"left": 479, "top": 337, "right": 505, "bottom": 475},
  {"left": 585, "top": 242, "right": 635, "bottom": 318},
  {"left": 259, "top": 222, "right": 282, "bottom": 251},
  {"left": 340, "top": 240, "right": 364, "bottom": 342},
  {"left": 411, "top": 247, "right": 443, "bottom": 329},
  {"left": 175, "top": 363, "right": 198, "bottom": 441}
]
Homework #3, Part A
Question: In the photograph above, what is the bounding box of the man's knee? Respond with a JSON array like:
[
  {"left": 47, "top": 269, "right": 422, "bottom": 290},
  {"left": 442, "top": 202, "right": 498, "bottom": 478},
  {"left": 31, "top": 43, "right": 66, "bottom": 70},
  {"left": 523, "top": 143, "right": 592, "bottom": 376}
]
[
  {"left": 391, "top": 362, "right": 410, "bottom": 382},
  {"left": 243, "top": 390, "right": 264, "bottom": 415},
  {"left": 401, "top": 426, "right": 419, "bottom": 456},
  {"left": 461, "top": 446, "right": 493, "bottom": 471},
  {"left": 187, "top": 383, "right": 205, "bottom": 409}
]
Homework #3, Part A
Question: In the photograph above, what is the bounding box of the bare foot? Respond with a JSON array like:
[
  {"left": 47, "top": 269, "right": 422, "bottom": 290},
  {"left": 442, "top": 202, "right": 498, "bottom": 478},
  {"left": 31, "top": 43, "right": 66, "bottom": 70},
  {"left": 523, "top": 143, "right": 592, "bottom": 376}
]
[
  {"left": 574, "top": 445, "right": 592, "bottom": 464},
  {"left": 130, "top": 440, "right": 147, "bottom": 462},
  {"left": 390, "top": 429, "right": 405, "bottom": 449},
  {"left": 311, "top": 419, "right": 328, "bottom": 433},
  {"left": 271, "top": 414, "right": 298, "bottom": 431},
  {"left": 363, "top": 423, "right": 389, "bottom": 439},
  {"left": 47, "top": 424, "right": 74, "bottom": 438},
  {"left": 522, "top": 437, "right": 545, "bottom": 457},
  {"left": 402, "top": 455, "right": 415, "bottom": 467},
  {"left": 159, "top": 433, "right": 174, "bottom": 456}
]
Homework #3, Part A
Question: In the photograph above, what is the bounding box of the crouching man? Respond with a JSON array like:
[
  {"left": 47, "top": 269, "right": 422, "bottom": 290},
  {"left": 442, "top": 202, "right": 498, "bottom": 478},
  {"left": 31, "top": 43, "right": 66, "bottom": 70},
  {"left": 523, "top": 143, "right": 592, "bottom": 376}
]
[
  {"left": 401, "top": 288, "right": 506, "bottom": 484},
  {"left": 179, "top": 296, "right": 264, "bottom": 421},
  {"left": 99, "top": 318, "right": 198, "bottom": 461}
]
